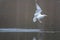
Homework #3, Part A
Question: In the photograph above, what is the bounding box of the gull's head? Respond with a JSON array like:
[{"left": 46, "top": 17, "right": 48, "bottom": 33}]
[
  {"left": 37, "top": 14, "right": 47, "bottom": 20},
  {"left": 41, "top": 14, "right": 47, "bottom": 17}
]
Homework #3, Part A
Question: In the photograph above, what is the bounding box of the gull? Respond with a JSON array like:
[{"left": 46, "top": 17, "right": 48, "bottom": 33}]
[{"left": 33, "top": 3, "right": 47, "bottom": 23}]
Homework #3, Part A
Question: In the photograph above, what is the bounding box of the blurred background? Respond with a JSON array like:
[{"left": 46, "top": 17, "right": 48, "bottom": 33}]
[{"left": 0, "top": 0, "right": 59, "bottom": 40}]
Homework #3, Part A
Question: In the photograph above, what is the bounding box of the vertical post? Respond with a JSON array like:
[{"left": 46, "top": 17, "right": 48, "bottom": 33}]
[
  {"left": 16, "top": 0, "right": 20, "bottom": 27},
  {"left": 16, "top": 0, "right": 20, "bottom": 40}
]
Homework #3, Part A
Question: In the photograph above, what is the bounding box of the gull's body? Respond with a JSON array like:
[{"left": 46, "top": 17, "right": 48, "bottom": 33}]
[{"left": 33, "top": 3, "right": 47, "bottom": 23}]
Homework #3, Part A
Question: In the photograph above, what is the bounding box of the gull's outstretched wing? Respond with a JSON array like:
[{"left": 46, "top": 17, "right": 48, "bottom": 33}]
[
  {"left": 35, "top": 3, "right": 42, "bottom": 13},
  {"left": 34, "top": 3, "right": 42, "bottom": 16}
]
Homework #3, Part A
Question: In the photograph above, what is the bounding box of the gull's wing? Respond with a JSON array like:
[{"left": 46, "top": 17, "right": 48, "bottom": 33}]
[
  {"left": 35, "top": 3, "right": 42, "bottom": 13},
  {"left": 34, "top": 3, "right": 42, "bottom": 16},
  {"left": 36, "top": 3, "right": 40, "bottom": 10}
]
